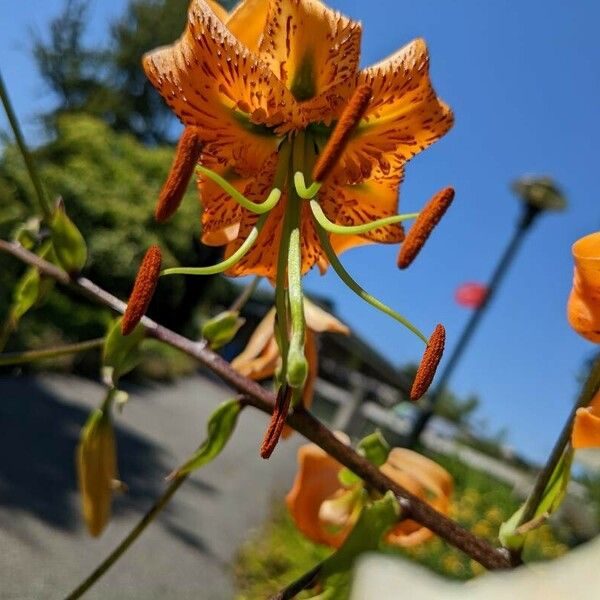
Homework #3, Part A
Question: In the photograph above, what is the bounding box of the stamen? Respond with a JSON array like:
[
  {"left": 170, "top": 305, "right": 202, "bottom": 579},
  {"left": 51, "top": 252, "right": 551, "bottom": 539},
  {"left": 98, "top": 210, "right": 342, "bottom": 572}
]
[
  {"left": 410, "top": 324, "right": 446, "bottom": 401},
  {"left": 312, "top": 84, "right": 373, "bottom": 183},
  {"left": 161, "top": 214, "right": 268, "bottom": 276},
  {"left": 197, "top": 166, "right": 282, "bottom": 214},
  {"left": 310, "top": 199, "right": 417, "bottom": 236},
  {"left": 397, "top": 187, "right": 455, "bottom": 269},
  {"left": 294, "top": 172, "right": 321, "bottom": 200},
  {"left": 155, "top": 128, "right": 202, "bottom": 223},
  {"left": 314, "top": 218, "right": 428, "bottom": 344},
  {"left": 260, "top": 385, "right": 294, "bottom": 459},
  {"left": 122, "top": 245, "right": 162, "bottom": 335}
]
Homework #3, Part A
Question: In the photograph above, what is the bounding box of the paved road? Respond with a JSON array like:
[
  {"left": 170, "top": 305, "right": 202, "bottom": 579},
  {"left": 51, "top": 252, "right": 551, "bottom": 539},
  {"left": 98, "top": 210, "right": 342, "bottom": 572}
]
[{"left": 0, "top": 373, "right": 303, "bottom": 599}]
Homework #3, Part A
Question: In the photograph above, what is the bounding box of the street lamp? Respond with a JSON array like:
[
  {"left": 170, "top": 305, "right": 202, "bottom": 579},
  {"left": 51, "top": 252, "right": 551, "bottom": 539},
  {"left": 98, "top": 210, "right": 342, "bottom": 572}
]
[{"left": 405, "top": 176, "right": 567, "bottom": 447}]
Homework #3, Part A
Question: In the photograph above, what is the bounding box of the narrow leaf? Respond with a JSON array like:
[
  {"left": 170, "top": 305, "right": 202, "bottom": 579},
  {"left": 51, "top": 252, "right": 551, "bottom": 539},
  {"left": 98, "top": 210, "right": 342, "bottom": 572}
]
[{"left": 171, "top": 399, "right": 242, "bottom": 477}]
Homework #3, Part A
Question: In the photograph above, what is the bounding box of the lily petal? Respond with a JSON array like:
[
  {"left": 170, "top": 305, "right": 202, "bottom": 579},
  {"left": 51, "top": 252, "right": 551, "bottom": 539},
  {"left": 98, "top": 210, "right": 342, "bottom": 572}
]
[
  {"left": 572, "top": 391, "right": 600, "bottom": 449},
  {"left": 226, "top": 0, "right": 270, "bottom": 52},
  {"left": 143, "top": 0, "right": 290, "bottom": 173},
  {"left": 338, "top": 38, "right": 453, "bottom": 182},
  {"left": 319, "top": 165, "right": 406, "bottom": 245},
  {"left": 259, "top": 0, "right": 361, "bottom": 126},
  {"left": 304, "top": 298, "right": 350, "bottom": 335}
]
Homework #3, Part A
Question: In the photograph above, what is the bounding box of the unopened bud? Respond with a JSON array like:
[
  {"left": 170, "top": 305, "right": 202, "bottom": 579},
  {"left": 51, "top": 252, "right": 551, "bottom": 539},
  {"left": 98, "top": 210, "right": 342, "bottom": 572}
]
[
  {"left": 76, "top": 409, "right": 118, "bottom": 537},
  {"left": 202, "top": 310, "right": 245, "bottom": 349}
]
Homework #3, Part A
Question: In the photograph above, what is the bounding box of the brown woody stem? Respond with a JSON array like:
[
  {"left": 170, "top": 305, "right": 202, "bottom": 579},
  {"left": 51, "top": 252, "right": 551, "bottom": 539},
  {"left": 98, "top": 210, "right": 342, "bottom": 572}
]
[{"left": 0, "top": 239, "right": 512, "bottom": 572}]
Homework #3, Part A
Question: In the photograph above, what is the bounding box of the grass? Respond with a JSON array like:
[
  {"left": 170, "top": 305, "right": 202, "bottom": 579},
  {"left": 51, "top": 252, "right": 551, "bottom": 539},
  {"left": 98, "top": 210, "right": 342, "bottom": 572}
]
[{"left": 234, "top": 450, "right": 570, "bottom": 599}]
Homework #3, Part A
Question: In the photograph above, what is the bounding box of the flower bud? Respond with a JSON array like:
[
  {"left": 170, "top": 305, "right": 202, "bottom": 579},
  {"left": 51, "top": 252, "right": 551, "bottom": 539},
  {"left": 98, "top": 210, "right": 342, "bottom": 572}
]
[
  {"left": 50, "top": 198, "right": 88, "bottom": 275},
  {"left": 76, "top": 408, "right": 118, "bottom": 537},
  {"left": 202, "top": 310, "right": 245, "bottom": 349},
  {"left": 286, "top": 347, "right": 309, "bottom": 389}
]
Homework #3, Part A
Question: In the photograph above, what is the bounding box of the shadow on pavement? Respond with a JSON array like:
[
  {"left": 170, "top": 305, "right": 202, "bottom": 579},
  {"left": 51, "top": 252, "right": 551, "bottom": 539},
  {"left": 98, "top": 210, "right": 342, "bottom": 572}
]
[{"left": 0, "top": 376, "right": 216, "bottom": 557}]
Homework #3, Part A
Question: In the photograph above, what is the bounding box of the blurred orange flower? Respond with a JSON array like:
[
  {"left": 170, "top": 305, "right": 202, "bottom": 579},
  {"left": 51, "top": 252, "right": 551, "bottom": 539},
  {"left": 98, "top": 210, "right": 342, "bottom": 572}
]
[
  {"left": 143, "top": 0, "right": 453, "bottom": 278},
  {"left": 231, "top": 299, "right": 349, "bottom": 436},
  {"left": 567, "top": 231, "right": 600, "bottom": 343},
  {"left": 572, "top": 391, "right": 600, "bottom": 449},
  {"left": 286, "top": 441, "right": 453, "bottom": 548}
]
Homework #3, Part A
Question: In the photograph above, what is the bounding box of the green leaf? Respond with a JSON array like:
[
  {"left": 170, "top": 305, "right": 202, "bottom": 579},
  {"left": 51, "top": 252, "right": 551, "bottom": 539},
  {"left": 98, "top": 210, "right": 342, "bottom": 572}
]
[
  {"left": 357, "top": 430, "right": 390, "bottom": 467},
  {"left": 172, "top": 399, "right": 242, "bottom": 477},
  {"left": 338, "top": 467, "right": 362, "bottom": 487},
  {"left": 12, "top": 268, "right": 41, "bottom": 321},
  {"left": 102, "top": 318, "right": 145, "bottom": 384},
  {"left": 51, "top": 202, "right": 87, "bottom": 274},
  {"left": 308, "top": 492, "right": 400, "bottom": 600},
  {"left": 499, "top": 447, "right": 574, "bottom": 550},
  {"left": 201, "top": 310, "right": 245, "bottom": 350}
]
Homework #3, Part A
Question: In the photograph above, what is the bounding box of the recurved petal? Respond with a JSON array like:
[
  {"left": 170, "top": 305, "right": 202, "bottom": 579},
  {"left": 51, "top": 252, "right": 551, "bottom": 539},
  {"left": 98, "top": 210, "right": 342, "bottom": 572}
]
[
  {"left": 226, "top": 0, "right": 270, "bottom": 52},
  {"left": 572, "top": 391, "right": 600, "bottom": 449},
  {"left": 338, "top": 38, "right": 453, "bottom": 181},
  {"left": 286, "top": 443, "right": 348, "bottom": 547},
  {"left": 143, "top": 0, "right": 288, "bottom": 172},
  {"left": 304, "top": 298, "right": 350, "bottom": 335},
  {"left": 319, "top": 165, "right": 406, "bottom": 244},
  {"left": 259, "top": 0, "right": 361, "bottom": 122}
]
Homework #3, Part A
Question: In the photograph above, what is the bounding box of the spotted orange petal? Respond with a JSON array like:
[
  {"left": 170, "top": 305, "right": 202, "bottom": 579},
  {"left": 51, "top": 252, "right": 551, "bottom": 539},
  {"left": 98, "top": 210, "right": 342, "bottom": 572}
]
[
  {"left": 225, "top": 194, "right": 324, "bottom": 279},
  {"left": 143, "top": 0, "right": 289, "bottom": 174},
  {"left": 319, "top": 164, "right": 406, "bottom": 246},
  {"left": 259, "top": 0, "right": 361, "bottom": 129},
  {"left": 225, "top": 0, "right": 270, "bottom": 52},
  {"left": 337, "top": 38, "right": 453, "bottom": 182}
]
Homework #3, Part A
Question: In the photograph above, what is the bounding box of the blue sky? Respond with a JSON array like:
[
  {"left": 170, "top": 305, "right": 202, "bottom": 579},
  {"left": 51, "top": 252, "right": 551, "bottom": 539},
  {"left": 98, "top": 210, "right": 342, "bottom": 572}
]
[{"left": 1, "top": 0, "right": 599, "bottom": 462}]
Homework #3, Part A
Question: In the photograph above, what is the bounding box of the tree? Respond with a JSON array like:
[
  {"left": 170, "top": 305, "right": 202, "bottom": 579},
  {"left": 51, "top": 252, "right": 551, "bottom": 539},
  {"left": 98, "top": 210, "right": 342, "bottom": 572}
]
[{"left": 33, "top": 0, "right": 236, "bottom": 143}]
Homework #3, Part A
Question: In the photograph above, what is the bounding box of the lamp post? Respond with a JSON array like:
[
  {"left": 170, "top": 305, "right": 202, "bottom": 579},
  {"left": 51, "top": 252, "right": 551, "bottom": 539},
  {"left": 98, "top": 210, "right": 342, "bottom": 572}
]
[{"left": 405, "top": 177, "right": 567, "bottom": 448}]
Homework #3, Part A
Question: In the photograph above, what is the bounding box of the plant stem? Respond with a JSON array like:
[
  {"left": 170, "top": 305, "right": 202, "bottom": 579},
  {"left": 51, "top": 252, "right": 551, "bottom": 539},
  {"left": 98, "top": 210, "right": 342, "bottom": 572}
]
[
  {"left": 518, "top": 356, "right": 600, "bottom": 527},
  {"left": 269, "top": 562, "right": 323, "bottom": 600},
  {"left": 0, "top": 71, "right": 52, "bottom": 221},
  {"left": 0, "top": 238, "right": 511, "bottom": 571},
  {"left": 64, "top": 475, "right": 188, "bottom": 600},
  {"left": 0, "top": 338, "right": 104, "bottom": 367},
  {"left": 229, "top": 276, "right": 261, "bottom": 312}
]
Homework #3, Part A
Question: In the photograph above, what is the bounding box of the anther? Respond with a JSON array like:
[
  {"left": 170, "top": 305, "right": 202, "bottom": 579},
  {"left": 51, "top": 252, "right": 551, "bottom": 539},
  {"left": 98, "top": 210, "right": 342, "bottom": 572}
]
[
  {"left": 121, "top": 245, "right": 162, "bottom": 335},
  {"left": 397, "top": 187, "right": 455, "bottom": 269},
  {"left": 312, "top": 84, "right": 373, "bottom": 183},
  {"left": 155, "top": 127, "right": 202, "bottom": 223},
  {"left": 410, "top": 324, "right": 446, "bottom": 401},
  {"left": 260, "top": 385, "right": 293, "bottom": 459}
]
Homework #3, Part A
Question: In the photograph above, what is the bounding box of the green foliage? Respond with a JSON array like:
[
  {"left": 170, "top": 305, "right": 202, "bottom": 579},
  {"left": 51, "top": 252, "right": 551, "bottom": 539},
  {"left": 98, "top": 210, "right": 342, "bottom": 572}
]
[
  {"left": 50, "top": 200, "right": 88, "bottom": 274},
  {"left": 172, "top": 398, "right": 243, "bottom": 477},
  {"left": 0, "top": 114, "right": 218, "bottom": 366},
  {"left": 235, "top": 453, "right": 570, "bottom": 599},
  {"left": 102, "top": 319, "right": 145, "bottom": 385},
  {"left": 310, "top": 493, "right": 399, "bottom": 600}
]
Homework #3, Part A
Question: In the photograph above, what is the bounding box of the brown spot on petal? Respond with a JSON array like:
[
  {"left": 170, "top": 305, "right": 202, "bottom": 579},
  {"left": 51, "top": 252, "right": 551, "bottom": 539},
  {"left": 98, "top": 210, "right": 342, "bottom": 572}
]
[
  {"left": 397, "top": 187, "right": 454, "bottom": 269},
  {"left": 155, "top": 128, "right": 202, "bottom": 223},
  {"left": 121, "top": 246, "right": 162, "bottom": 335},
  {"left": 410, "top": 324, "right": 445, "bottom": 401},
  {"left": 312, "top": 85, "right": 373, "bottom": 183},
  {"left": 260, "top": 385, "right": 293, "bottom": 459}
]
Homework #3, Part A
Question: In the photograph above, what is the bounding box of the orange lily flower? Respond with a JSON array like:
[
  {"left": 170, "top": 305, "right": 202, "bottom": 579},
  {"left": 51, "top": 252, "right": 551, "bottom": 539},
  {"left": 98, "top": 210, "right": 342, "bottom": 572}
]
[
  {"left": 231, "top": 299, "right": 349, "bottom": 436},
  {"left": 572, "top": 391, "right": 600, "bottom": 449},
  {"left": 286, "top": 442, "right": 453, "bottom": 548},
  {"left": 567, "top": 231, "right": 600, "bottom": 344},
  {"left": 143, "top": 0, "right": 453, "bottom": 279}
]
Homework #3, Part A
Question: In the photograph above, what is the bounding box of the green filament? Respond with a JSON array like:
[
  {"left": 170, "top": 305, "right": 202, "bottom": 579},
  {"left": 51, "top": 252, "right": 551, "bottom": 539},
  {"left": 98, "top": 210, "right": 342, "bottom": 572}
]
[
  {"left": 197, "top": 165, "right": 282, "bottom": 214},
  {"left": 310, "top": 200, "right": 419, "bottom": 236},
  {"left": 314, "top": 219, "right": 428, "bottom": 344},
  {"left": 294, "top": 172, "right": 321, "bottom": 200},
  {"left": 161, "top": 214, "right": 267, "bottom": 276}
]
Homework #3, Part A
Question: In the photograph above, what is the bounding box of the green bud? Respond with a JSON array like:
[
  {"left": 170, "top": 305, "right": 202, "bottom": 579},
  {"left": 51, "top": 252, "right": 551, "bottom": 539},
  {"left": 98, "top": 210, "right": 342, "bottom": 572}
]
[
  {"left": 357, "top": 430, "right": 390, "bottom": 467},
  {"left": 50, "top": 199, "right": 87, "bottom": 274},
  {"left": 12, "top": 217, "right": 41, "bottom": 250},
  {"left": 286, "top": 346, "right": 308, "bottom": 389},
  {"left": 77, "top": 408, "right": 118, "bottom": 537},
  {"left": 103, "top": 318, "right": 145, "bottom": 385},
  {"left": 202, "top": 310, "right": 245, "bottom": 349}
]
